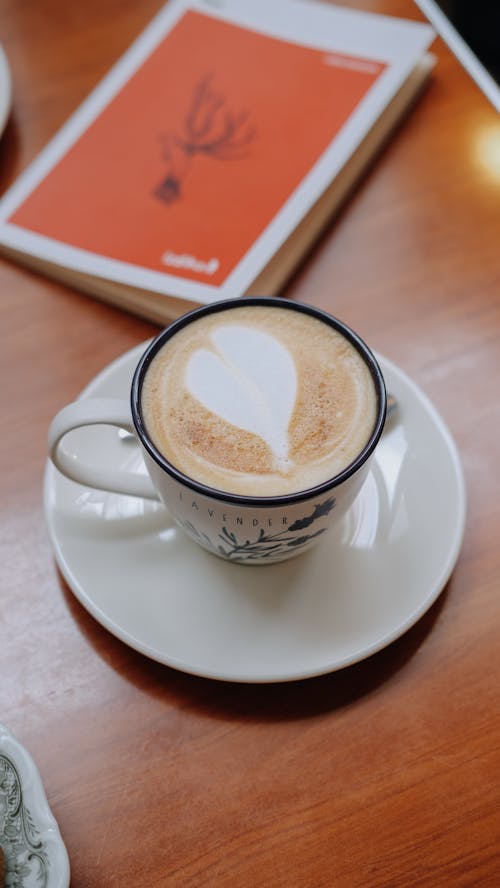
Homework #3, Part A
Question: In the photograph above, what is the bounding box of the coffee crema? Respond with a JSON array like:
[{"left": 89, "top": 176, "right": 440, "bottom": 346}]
[{"left": 141, "top": 305, "right": 377, "bottom": 496}]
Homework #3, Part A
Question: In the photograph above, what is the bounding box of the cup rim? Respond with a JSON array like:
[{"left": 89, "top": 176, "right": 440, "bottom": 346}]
[{"left": 131, "top": 297, "right": 387, "bottom": 507}]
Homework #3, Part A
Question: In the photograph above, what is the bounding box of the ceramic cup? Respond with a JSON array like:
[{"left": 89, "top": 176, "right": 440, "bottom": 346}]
[{"left": 48, "top": 298, "right": 386, "bottom": 564}]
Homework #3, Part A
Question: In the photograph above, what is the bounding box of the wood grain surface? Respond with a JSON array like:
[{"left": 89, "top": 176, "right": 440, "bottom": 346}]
[{"left": 1, "top": 1, "right": 499, "bottom": 885}]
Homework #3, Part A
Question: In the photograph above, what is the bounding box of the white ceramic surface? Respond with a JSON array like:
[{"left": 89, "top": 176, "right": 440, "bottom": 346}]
[
  {"left": 44, "top": 343, "right": 466, "bottom": 683},
  {"left": 0, "top": 44, "right": 11, "bottom": 138},
  {"left": 0, "top": 723, "right": 70, "bottom": 887},
  {"left": 48, "top": 300, "right": 387, "bottom": 564}
]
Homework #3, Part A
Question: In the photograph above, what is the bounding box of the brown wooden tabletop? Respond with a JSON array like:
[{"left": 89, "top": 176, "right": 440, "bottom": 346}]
[{"left": 1, "top": 0, "right": 499, "bottom": 885}]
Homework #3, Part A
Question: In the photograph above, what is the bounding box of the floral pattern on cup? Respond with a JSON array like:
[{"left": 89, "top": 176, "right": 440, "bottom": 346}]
[{"left": 179, "top": 496, "right": 336, "bottom": 561}]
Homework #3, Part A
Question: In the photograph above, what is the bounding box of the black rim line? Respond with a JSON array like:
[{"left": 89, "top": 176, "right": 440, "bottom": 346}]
[{"left": 130, "top": 297, "right": 387, "bottom": 507}]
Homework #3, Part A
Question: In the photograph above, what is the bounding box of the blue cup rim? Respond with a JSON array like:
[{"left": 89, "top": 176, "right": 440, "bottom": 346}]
[{"left": 131, "top": 297, "right": 387, "bottom": 507}]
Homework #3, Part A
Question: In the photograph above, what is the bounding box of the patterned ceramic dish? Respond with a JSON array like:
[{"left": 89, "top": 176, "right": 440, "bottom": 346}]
[{"left": 0, "top": 722, "right": 70, "bottom": 887}]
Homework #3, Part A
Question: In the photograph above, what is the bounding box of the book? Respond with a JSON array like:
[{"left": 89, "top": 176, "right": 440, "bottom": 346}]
[{"left": 0, "top": 0, "right": 435, "bottom": 324}]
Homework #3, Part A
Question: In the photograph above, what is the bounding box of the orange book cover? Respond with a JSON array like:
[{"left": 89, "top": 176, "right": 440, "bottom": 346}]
[{"left": 0, "top": 0, "right": 434, "bottom": 310}]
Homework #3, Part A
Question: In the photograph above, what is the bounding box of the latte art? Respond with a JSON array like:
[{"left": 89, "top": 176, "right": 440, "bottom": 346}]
[
  {"left": 185, "top": 325, "right": 297, "bottom": 473},
  {"left": 141, "top": 305, "right": 378, "bottom": 496}
]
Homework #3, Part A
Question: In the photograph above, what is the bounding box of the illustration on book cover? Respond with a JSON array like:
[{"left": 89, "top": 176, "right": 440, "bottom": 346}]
[
  {"left": 6, "top": 10, "right": 384, "bottom": 286},
  {"left": 155, "top": 73, "right": 257, "bottom": 204}
]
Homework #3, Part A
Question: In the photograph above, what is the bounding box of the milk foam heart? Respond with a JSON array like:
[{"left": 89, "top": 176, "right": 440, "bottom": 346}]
[
  {"left": 141, "top": 305, "right": 377, "bottom": 496},
  {"left": 186, "top": 325, "right": 297, "bottom": 472}
]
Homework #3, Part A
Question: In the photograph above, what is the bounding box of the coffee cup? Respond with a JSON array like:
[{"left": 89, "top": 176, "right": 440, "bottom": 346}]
[{"left": 49, "top": 298, "right": 386, "bottom": 564}]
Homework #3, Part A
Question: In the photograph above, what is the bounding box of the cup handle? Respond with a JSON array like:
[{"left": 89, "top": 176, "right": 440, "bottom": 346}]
[{"left": 48, "top": 397, "right": 160, "bottom": 500}]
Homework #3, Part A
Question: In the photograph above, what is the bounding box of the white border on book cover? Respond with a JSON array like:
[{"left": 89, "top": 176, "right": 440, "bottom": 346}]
[{"left": 0, "top": 0, "right": 434, "bottom": 305}]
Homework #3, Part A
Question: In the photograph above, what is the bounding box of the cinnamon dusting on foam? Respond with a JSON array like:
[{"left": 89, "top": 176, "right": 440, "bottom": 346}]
[{"left": 142, "top": 306, "right": 377, "bottom": 496}]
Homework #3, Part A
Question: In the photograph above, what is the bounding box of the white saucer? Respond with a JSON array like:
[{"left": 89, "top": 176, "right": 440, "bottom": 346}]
[
  {"left": 44, "top": 343, "right": 466, "bottom": 683},
  {"left": 0, "top": 44, "right": 11, "bottom": 138}
]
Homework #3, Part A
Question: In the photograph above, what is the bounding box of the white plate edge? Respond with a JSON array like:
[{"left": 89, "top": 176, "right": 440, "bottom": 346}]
[
  {"left": 0, "top": 44, "right": 12, "bottom": 138},
  {"left": 0, "top": 721, "right": 70, "bottom": 887}
]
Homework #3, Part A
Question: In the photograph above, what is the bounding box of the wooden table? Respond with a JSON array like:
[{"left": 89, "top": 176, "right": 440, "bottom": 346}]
[{"left": 1, "top": 1, "right": 499, "bottom": 884}]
